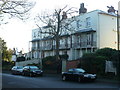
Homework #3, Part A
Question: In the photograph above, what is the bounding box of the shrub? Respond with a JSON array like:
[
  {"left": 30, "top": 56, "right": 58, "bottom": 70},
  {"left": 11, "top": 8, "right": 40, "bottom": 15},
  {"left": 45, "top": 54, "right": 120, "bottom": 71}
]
[
  {"left": 78, "top": 48, "right": 119, "bottom": 78},
  {"left": 80, "top": 53, "right": 106, "bottom": 75},
  {"left": 16, "top": 56, "right": 25, "bottom": 62}
]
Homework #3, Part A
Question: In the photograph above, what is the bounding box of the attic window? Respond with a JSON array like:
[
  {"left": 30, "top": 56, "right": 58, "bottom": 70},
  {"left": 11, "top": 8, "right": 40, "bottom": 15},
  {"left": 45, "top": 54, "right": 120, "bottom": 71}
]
[
  {"left": 34, "top": 32, "right": 36, "bottom": 38},
  {"left": 86, "top": 17, "right": 91, "bottom": 27}
]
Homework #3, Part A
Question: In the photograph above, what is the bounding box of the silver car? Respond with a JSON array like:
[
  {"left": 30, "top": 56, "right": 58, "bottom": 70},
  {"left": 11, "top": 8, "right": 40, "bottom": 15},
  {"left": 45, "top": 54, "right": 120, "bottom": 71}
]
[{"left": 11, "top": 66, "right": 24, "bottom": 75}]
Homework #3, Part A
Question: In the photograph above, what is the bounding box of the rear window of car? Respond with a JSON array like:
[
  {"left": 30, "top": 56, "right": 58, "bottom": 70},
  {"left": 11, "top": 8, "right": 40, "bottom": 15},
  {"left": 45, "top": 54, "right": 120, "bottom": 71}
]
[
  {"left": 30, "top": 66, "right": 39, "bottom": 70},
  {"left": 17, "top": 66, "right": 23, "bottom": 69},
  {"left": 75, "top": 68, "right": 85, "bottom": 73}
]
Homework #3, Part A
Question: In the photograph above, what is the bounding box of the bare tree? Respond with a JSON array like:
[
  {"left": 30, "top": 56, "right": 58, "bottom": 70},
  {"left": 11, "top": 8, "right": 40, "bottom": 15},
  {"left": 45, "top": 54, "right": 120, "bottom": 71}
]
[
  {"left": 0, "top": 0, "right": 35, "bottom": 25},
  {"left": 35, "top": 6, "right": 78, "bottom": 64}
]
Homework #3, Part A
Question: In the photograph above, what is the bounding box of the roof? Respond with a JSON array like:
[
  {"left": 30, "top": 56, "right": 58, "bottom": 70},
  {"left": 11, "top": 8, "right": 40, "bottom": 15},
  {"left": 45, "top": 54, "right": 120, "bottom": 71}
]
[
  {"left": 73, "top": 28, "right": 96, "bottom": 35},
  {"left": 99, "top": 11, "right": 117, "bottom": 17},
  {"left": 31, "top": 39, "right": 41, "bottom": 42},
  {"left": 41, "top": 36, "right": 53, "bottom": 41}
]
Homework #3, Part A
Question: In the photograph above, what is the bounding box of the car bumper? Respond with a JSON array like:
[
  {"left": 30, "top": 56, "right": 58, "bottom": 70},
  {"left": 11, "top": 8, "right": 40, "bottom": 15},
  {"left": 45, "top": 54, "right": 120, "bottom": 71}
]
[
  {"left": 83, "top": 76, "right": 97, "bottom": 81},
  {"left": 32, "top": 72, "right": 43, "bottom": 76}
]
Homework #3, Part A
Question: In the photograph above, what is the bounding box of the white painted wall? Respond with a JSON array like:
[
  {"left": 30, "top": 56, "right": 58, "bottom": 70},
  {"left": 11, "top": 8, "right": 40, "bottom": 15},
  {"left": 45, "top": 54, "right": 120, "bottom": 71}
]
[
  {"left": 31, "top": 10, "right": 117, "bottom": 61},
  {"left": 99, "top": 14, "right": 117, "bottom": 49}
]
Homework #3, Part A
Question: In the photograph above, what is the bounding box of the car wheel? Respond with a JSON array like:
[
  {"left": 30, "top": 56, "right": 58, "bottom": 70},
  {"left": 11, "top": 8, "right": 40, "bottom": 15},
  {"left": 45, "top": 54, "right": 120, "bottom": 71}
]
[
  {"left": 40, "top": 74, "right": 43, "bottom": 76},
  {"left": 62, "top": 76, "right": 66, "bottom": 81},
  {"left": 22, "top": 72, "right": 25, "bottom": 76},
  {"left": 29, "top": 73, "right": 33, "bottom": 77},
  {"left": 78, "top": 77, "right": 81, "bottom": 82}
]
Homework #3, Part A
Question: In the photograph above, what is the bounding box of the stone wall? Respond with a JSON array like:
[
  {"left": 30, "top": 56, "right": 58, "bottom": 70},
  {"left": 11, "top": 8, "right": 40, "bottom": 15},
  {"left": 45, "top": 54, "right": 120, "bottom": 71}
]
[{"left": 16, "top": 59, "right": 41, "bottom": 66}]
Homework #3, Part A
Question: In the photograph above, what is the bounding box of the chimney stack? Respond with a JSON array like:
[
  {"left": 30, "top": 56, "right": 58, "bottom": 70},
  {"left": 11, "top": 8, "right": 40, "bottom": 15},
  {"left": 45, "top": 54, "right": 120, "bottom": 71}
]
[
  {"left": 79, "top": 3, "right": 87, "bottom": 14},
  {"left": 107, "top": 6, "right": 115, "bottom": 14}
]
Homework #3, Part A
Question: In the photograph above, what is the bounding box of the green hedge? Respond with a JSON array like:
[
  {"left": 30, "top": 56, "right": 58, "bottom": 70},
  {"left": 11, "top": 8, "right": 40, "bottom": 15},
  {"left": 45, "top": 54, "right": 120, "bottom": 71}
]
[
  {"left": 78, "top": 48, "right": 119, "bottom": 77},
  {"left": 42, "top": 54, "right": 68, "bottom": 71}
]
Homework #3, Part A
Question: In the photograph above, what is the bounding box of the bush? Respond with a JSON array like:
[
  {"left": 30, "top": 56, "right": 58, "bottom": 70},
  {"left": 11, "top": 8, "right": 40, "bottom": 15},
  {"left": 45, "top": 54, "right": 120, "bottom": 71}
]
[
  {"left": 42, "top": 56, "right": 57, "bottom": 71},
  {"left": 16, "top": 56, "right": 25, "bottom": 62},
  {"left": 80, "top": 53, "right": 106, "bottom": 75},
  {"left": 2, "top": 60, "right": 15, "bottom": 70},
  {"left": 78, "top": 48, "right": 119, "bottom": 77}
]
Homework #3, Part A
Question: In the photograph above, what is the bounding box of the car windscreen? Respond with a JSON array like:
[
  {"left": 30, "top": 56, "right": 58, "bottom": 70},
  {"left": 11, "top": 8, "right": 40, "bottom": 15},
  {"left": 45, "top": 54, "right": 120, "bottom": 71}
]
[
  {"left": 75, "top": 69, "right": 86, "bottom": 73},
  {"left": 17, "top": 66, "right": 23, "bottom": 69},
  {"left": 30, "top": 66, "right": 39, "bottom": 70}
]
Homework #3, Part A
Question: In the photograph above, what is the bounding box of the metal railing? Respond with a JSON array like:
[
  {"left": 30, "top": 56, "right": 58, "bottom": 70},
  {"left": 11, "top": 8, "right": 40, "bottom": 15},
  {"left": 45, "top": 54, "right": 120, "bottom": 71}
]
[
  {"left": 32, "top": 41, "right": 96, "bottom": 51},
  {"left": 72, "top": 41, "right": 96, "bottom": 48}
]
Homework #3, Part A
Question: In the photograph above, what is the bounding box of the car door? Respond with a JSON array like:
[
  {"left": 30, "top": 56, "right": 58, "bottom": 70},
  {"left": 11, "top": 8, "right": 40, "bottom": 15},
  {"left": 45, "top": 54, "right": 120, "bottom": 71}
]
[
  {"left": 23, "top": 66, "right": 29, "bottom": 75},
  {"left": 12, "top": 66, "right": 17, "bottom": 74},
  {"left": 67, "top": 69, "right": 74, "bottom": 80},
  {"left": 72, "top": 69, "right": 80, "bottom": 81}
]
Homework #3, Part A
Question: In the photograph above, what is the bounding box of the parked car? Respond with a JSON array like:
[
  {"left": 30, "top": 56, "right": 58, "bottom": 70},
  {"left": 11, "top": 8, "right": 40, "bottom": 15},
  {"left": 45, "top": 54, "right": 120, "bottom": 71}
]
[
  {"left": 11, "top": 66, "right": 24, "bottom": 75},
  {"left": 62, "top": 68, "right": 97, "bottom": 82},
  {"left": 22, "top": 66, "right": 43, "bottom": 77}
]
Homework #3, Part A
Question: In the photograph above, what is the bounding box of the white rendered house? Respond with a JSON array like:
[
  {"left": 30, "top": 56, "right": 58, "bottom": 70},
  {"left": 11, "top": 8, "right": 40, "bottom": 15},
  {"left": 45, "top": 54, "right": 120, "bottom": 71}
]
[{"left": 31, "top": 7, "right": 117, "bottom": 61}]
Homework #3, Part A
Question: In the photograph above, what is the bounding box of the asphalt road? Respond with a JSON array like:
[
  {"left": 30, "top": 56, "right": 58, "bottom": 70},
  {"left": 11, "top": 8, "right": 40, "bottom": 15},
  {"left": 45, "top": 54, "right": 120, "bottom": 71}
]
[{"left": 1, "top": 73, "right": 120, "bottom": 89}]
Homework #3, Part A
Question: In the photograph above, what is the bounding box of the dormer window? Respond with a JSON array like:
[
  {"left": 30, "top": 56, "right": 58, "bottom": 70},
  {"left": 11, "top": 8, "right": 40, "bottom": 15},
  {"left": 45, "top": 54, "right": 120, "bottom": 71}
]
[
  {"left": 76, "top": 20, "right": 82, "bottom": 29},
  {"left": 86, "top": 17, "right": 91, "bottom": 27},
  {"left": 34, "top": 32, "right": 36, "bottom": 38}
]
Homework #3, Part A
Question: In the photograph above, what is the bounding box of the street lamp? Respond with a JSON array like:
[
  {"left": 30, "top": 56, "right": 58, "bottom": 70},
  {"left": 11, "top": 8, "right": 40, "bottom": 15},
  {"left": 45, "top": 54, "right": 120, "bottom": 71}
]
[
  {"left": 116, "top": 10, "right": 120, "bottom": 75},
  {"left": 116, "top": 10, "right": 120, "bottom": 51}
]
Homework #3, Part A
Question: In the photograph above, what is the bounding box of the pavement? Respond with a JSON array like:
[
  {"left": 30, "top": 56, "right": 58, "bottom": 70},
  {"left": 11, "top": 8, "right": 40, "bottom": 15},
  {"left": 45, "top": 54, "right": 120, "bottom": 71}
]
[{"left": 2, "top": 70, "right": 120, "bottom": 85}]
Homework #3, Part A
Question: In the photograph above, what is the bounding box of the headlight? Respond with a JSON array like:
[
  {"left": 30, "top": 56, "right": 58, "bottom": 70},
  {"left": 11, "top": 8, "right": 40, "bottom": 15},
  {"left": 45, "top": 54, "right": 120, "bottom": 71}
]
[
  {"left": 41, "top": 71, "right": 43, "bottom": 72},
  {"left": 62, "top": 72, "right": 64, "bottom": 74},
  {"left": 33, "top": 71, "right": 36, "bottom": 73},
  {"left": 84, "top": 75, "right": 89, "bottom": 77}
]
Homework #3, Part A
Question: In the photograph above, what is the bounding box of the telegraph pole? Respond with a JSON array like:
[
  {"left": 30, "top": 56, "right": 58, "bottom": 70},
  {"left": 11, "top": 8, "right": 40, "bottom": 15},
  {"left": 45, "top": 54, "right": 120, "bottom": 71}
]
[
  {"left": 117, "top": 11, "right": 119, "bottom": 51},
  {"left": 117, "top": 2, "right": 120, "bottom": 76}
]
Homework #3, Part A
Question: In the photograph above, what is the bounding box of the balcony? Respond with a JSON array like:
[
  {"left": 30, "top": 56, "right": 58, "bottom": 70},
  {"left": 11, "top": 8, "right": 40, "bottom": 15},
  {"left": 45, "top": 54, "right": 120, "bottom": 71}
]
[
  {"left": 72, "top": 41, "right": 96, "bottom": 49},
  {"left": 32, "top": 46, "right": 41, "bottom": 51},
  {"left": 32, "top": 41, "right": 96, "bottom": 51},
  {"left": 59, "top": 44, "right": 70, "bottom": 50}
]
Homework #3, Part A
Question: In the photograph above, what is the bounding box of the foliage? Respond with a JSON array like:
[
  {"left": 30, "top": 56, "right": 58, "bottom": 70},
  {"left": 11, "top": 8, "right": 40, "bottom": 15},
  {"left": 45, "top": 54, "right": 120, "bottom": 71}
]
[
  {"left": 59, "top": 54, "right": 69, "bottom": 60},
  {"left": 16, "top": 56, "right": 25, "bottom": 62},
  {"left": 78, "top": 48, "right": 119, "bottom": 76},
  {"left": 42, "top": 56, "right": 57, "bottom": 70},
  {"left": 80, "top": 53, "right": 106, "bottom": 74},
  {"left": 0, "top": 37, "right": 13, "bottom": 62},
  {"left": 95, "top": 48, "right": 119, "bottom": 67},
  {"left": 42, "top": 54, "right": 68, "bottom": 71},
  {"left": 2, "top": 60, "right": 15, "bottom": 70}
]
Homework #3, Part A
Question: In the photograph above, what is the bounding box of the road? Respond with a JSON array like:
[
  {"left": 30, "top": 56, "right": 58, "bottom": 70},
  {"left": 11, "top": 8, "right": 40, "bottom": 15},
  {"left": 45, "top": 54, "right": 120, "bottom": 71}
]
[{"left": 1, "top": 73, "right": 120, "bottom": 89}]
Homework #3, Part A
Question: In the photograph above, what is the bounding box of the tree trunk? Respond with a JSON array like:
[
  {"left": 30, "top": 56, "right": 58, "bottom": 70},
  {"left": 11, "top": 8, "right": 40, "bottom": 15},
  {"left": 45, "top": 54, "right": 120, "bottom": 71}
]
[
  {"left": 55, "top": 12, "right": 60, "bottom": 62},
  {"left": 55, "top": 35, "right": 60, "bottom": 61}
]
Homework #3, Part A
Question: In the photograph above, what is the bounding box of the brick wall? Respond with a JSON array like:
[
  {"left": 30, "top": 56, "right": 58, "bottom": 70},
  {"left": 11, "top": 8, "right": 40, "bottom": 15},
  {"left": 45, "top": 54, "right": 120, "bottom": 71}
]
[{"left": 66, "top": 60, "right": 80, "bottom": 70}]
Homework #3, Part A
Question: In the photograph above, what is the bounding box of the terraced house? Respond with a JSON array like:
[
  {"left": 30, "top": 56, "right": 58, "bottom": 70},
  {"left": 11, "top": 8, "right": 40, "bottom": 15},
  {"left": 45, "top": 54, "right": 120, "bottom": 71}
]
[{"left": 31, "top": 4, "right": 117, "bottom": 70}]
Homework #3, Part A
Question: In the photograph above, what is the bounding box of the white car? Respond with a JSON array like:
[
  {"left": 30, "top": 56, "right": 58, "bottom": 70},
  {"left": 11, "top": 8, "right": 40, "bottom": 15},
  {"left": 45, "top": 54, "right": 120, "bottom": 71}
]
[{"left": 11, "top": 66, "right": 24, "bottom": 75}]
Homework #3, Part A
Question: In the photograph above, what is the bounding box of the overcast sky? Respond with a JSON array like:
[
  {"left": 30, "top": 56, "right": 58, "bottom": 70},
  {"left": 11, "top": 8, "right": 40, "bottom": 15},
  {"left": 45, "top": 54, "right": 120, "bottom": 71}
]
[{"left": 0, "top": 0, "right": 119, "bottom": 53}]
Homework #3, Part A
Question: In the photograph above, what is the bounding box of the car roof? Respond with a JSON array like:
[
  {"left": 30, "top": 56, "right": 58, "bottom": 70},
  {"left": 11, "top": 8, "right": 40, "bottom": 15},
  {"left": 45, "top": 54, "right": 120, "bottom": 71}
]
[{"left": 69, "top": 68, "right": 84, "bottom": 70}]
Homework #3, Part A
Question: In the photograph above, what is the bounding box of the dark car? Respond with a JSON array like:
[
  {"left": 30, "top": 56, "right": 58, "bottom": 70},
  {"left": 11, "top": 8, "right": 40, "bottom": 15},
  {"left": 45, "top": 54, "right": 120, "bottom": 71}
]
[
  {"left": 11, "top": 66, "right": 24, "bottom": 75},
  {"left": 22, "top": 66, "right": 43, "bottom": 77},
  {"left": 62, "top": 68, "right": 97, "bottom": 82}
]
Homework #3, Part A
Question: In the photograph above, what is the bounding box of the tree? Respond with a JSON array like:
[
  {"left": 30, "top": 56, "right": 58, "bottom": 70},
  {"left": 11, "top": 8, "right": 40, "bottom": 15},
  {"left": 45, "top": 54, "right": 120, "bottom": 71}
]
[
  {"left": 0, "top": 0, "right": 35, "bottom": 25},
  {"left": 35, "top": 6, "right": 78, "bottom": 62},
  {"left": 0, "top": 37, "right": 13, "bottom": 62}
]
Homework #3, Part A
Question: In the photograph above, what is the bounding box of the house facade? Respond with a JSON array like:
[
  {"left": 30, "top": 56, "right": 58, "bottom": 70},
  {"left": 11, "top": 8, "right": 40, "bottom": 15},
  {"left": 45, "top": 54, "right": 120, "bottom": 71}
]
[
  {"left": 32, "top": 9, "right": 117, "bottom": 59},
  {"left": 31, "top": 6, "right": 118, "bottom": 70}
]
